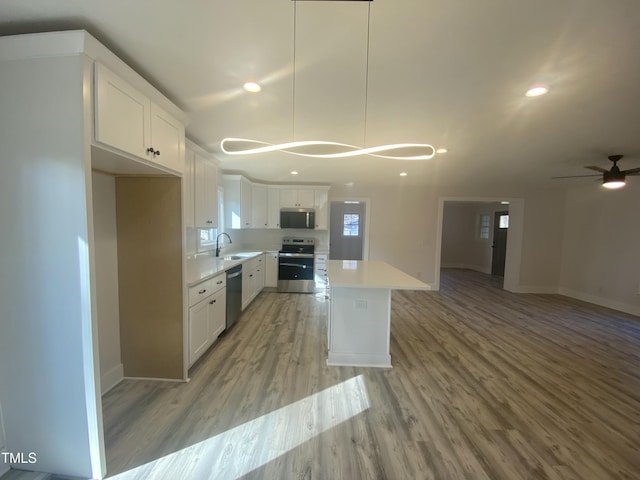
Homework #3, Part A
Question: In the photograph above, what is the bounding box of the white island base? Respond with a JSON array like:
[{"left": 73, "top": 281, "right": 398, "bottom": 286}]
[{"left": 326, "top": 260, "right": 430, "bottom": 368}]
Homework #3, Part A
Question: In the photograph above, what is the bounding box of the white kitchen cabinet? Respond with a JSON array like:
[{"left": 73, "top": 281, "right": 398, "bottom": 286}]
[
  {"left": 224, "top": 174, "right": 252, "bottom": 229},
  {"left": 314, "top": 188, "right": 329, "bottom": 229},
  {"left": 242, "top": 254, "right": 265, "bottom": 309},
  {"left": 183, "top": 148, "right": 195, "bottom": 228},
  {"left": 267, "top": 187, "right": 281, "bottom": 228},
  {"left": 94, "top": 63, "right": 185, "bottom": 174},
  {"left": 188, "top": 273, "right": 227, "bottom": 366},
  {"left": 194, "top": 153, "right": 218, "bottom": 228},
  {"left": 188, "top": 298, "right": 211, "bottom": 365},
  {"left": 251, "top": 184, "right": 268, "bottom": 228},
  {"left": 208, "top": 287, "right": 227, "bottom": 342},
  {"left": 265, "top": 251, "right": 279, "bottom": 288},
  {"left": 280, "top": 188, "right": 315, "bottom": 208}
]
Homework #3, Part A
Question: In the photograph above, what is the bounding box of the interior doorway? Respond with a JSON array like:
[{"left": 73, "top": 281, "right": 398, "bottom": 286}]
[
  {"left": 491, "top": 211, "right": 509, "bottom": 277},
  {"left": 329, "top": 201, "right": 366, "bottom": 260},
  {"left": 438, "top": 200, "right": 514, "bottom": 289}
]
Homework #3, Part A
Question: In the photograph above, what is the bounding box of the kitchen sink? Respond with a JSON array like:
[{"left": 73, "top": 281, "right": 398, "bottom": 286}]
[{"left": 223, "top": 255, "right": 244, "bottom": 260}]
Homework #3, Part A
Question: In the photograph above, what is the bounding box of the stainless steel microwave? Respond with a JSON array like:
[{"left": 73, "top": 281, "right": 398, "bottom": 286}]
[{"left": 280, "top": 208, "right": 315, "bottom": 229}]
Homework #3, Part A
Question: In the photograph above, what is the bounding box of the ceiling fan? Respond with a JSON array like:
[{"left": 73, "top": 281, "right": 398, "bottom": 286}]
[{"left": 552, "top": 154, "right": 640, "bottom": 189}]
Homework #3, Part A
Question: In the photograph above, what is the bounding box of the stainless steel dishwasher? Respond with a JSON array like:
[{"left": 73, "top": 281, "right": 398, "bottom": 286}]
[{"left": 226, "top": 264, "right": 242, "bottom": 330}]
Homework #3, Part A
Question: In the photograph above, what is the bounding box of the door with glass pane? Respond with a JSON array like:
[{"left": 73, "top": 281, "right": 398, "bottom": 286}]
[
  {"left": 491, "top": 211, "right": 509, "bottom": 276},
  {"left": 329, "top": 201, "right": 365, "bottom": 260}
]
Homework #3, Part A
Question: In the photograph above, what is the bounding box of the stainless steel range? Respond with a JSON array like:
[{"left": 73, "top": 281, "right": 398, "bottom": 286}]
[{"left": 277, "top": 237, "right": 316, "bottom": 293}]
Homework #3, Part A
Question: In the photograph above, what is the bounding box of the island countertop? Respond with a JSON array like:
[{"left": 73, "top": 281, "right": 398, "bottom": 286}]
[{"left": 326, "top": 260, "right": 430, "bottom": 290}]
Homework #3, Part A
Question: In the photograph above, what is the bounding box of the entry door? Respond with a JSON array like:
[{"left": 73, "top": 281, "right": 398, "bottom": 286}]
[
  {"left": 329, "top": 201, "right": 365, "bottom": 260},
  {"left": 491, "top": 211, "right": 509, "bottom": 276}
]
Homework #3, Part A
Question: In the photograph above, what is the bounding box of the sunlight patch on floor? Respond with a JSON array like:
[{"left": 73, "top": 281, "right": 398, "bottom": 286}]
[{"left": 108, "top": 375, "right": 370, "bottom": 479}]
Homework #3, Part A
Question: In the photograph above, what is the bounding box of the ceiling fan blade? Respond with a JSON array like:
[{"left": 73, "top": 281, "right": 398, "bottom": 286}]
[
  {"left": 621, "top": 167, "right": 640, "bottom": 175},
  {"left": 585, "top": 166, "right": 608, "bottom": 173},
  {"left": 551, "top": 174, "right": 601, "bottom": 179}
]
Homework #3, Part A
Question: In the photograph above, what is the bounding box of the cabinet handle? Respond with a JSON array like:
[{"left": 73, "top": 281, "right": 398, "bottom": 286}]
[
  {"left": 210, "top": 299, "right": 215, "bottom": 304},
  {"left": 249, "top": 274, "right": 253, "bottom": 277},
  {"left": 216, "top": 280, "right": 223, "bottom": 284},
  {"left": 146, "top": 147, "right": 155, "bottom": 154},
  {"left": 206, "top": 220, "right": 213, "bottom": 224},
  {"left": 199, "top": 289, "right": 207, "bottom": 294},
  {"left": 146, "top": 147, "right": 161, "bottom": 157},
  {"left": 154, "top": 149, "right": 160, "bottom": 157}
]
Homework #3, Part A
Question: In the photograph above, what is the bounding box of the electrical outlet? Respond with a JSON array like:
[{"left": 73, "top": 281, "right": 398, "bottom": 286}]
[{"left": 354, "top": 299, "right": 368, "bottom": 310}]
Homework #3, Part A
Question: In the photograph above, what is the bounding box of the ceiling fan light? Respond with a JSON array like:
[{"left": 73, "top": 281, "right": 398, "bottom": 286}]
[{"left": 602, "top": 179, "right": 625, "bottom": 189}]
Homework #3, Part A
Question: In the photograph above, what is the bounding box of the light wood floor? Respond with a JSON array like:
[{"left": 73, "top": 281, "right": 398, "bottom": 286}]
[{"left": 5, "top": 269, "right": 640, "bottom": 479}]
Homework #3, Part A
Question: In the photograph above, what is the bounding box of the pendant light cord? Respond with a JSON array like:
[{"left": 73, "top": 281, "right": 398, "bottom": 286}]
[
  {"left": 292, "top": 1, "right": 297, "bottom": 142},
  {"left": 363, "top": 1, "right": 371, "bottom": 147}
]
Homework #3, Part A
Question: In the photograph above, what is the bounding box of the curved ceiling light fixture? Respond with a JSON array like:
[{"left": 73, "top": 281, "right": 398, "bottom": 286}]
[
  {"left": 221, "top": 0, "right": 435, "bottom": 162},
  {"left": 220, "top": 138, "right": 435, "bottom": 160}
]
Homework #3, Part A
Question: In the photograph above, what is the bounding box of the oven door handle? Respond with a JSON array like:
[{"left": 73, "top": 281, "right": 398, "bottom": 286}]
[
  {"left": 278, "top": 253, "right": 315, "bottom": 258},
  {"left": 279, "top": 263, "right": 309, "bottom": 269}
]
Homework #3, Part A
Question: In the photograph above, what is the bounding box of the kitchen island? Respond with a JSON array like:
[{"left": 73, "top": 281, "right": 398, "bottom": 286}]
[{"left": 326, "top": 260, "right": 430, "bottom": 367}]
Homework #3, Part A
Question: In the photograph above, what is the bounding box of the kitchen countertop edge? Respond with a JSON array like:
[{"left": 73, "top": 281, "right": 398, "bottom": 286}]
[{"left": 186, "top": 251, "right": 269, "bottom": 287}]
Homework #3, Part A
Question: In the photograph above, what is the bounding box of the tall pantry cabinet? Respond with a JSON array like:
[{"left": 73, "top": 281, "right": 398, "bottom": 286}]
[{"left": 0, "top": 31, "right": 188, "bottom": 479}]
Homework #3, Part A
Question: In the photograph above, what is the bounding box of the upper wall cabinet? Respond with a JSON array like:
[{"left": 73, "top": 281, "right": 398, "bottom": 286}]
[
  {"left": 223, "top": 174, "right": 330, "bottom": 230},
  {"left": 94, "top": 63, "right": 185, "bottom": 174},
  {"left": 194, "top": 152, "right": 218, "bottom": 229},
  {"left": 224, "top": 175, "right": 252, "bottom": 229},
  {"left": 280, "top": 188, "right": 315, "bottom": 209}
]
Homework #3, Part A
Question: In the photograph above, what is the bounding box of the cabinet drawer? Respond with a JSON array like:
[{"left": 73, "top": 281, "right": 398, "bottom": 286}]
[
  {"left": 211, "top": 273, "right": 226, "bottom": 292},
  {"left": 188, "top": 279, "right": 213, "bottom": 306}
]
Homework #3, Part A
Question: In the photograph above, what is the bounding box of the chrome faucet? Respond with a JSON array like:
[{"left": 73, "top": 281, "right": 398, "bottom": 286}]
[{"left": 215, "top": 232, "right": 232, "bottom": 257}]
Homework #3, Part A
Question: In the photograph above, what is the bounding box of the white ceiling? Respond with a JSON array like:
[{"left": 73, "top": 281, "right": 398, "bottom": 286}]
[{"left": 2, "top": 0, "right": 640, "bottom": 189}]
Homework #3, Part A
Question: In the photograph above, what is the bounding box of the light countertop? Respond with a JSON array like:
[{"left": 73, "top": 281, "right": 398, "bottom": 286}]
[
  {"left": 326, "top": 260, "right": 430, "bottom": 290},
  {"left": 186, "top": 251, "right": 267, "bottom": 286}
]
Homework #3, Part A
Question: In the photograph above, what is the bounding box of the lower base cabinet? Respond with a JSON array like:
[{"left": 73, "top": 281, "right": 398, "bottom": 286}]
[
  {"left": 188, "top": 274, "right": 227, "bottom": 366},
  {"left": 242, "top": 254, "right": 265, "bottom": 310}
]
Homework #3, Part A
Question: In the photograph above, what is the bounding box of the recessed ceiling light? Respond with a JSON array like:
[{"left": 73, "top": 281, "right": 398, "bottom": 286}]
[
  {"left": 436, "top": 148, "right": 448, "bottom": 154},
  {"left": 344, "top": 181, "right": 355, "bottom": 187},
  {"left": 500, "top": 201, "right": 510, "bottom": 205},
  {"left": 243, "top": 82, "right": 262, "bottom": 93},
  {"left": 525, "top": 85, "right": 548, "bottom": 97},
  {"left": 290, "top": 171, "right": 299, "bottom": 175},
  {"left": 399, "top": 172, "right": 408, "bottom": 177}
]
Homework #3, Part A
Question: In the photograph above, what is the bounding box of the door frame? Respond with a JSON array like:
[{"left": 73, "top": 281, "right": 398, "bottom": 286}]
[
  {"left": 435, "top": 197, "right": 524, "bottom": 292},
  {"left": 329, "top": 197, "right": 371, "bottom": 261}
]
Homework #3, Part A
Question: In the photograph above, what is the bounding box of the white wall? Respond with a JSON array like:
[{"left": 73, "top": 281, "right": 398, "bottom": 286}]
[
  {"left": 0, "top": 53, "right": 104, "bottom": 478},
  {"left": 328, "top": 183, "right": 565, "bottom": 291},
  {"left": 559, "top": 184, "right": 640, "bottom": 316},
  {"left": 92, "top": 172, "right": 124, "bottom": 393}
]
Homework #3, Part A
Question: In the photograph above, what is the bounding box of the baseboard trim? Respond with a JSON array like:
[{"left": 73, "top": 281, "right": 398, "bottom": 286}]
[
  {"left": 441, "top": 264, "right": 490, "bottom": 274},
  {"left": 508, "top": 285, "right": 559, "bottom": 294},
  {"left": 558, "top": 287, "right": 640, "bottom": 318},
  {"left": 101, "top": 363, "right": 124, "bottom": 395}
]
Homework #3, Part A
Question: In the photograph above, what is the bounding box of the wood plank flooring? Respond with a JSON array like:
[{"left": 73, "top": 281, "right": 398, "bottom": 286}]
[{"left": 4, "top": 268, "right": 640, "bottom": 479}]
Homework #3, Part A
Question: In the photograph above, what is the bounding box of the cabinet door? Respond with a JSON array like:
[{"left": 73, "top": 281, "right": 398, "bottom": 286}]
[
  {"left": 253, "top": 254, "right": 265, "bottom": 296},
  {"left": 297, "top": 189, "right": 315, "bottom": 208},
  {"left": 183, "top": 148, "right": 195, "bottom": 228},
  {"left": 240, "top": 177, "right": 252, "bottom": 228},
  {"left": 242, "top": 269, "right": 254, "bottom": 310},
  {"left": 189, "top": 299, "right": 210, "bottom": 365},
  {"left": 94, "top": 63, "right": 150, "bottom": 159},
  {"left": 208, "top": 288, "right": 227, "bottom": 341},
  {"left": 267, "top": 187, "right": 281, "bottom": 228},
  {"left": 314, "top": 189, "right": 328, "bottom": 229},
  {"left": 149, "top": 102, "right": 185, "bottom": 174},
  {"left": 194, "top": 154, "right": 218, "bottom": 228},
  {"left": 251, "top": 184, "right": 268, "bottom": 228},
  {"left": 279, "top": 188, "right": 299, "bottom": 208},
  {"left": 265, "top": 252, "right": 278, "bottom": 287}
]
